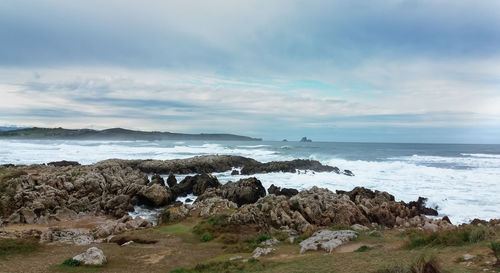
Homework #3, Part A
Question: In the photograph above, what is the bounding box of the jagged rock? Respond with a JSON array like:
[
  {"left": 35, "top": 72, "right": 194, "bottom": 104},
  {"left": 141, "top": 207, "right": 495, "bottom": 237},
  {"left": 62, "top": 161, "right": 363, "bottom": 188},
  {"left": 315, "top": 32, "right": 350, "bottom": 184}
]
[
  {"left": 40, "top": 228, "right": 92, "bottom": 244},
  {"left": 166, "top": 172, "right": 177, "bottom": 187},
  {"left": 19, "top": 208, "right": 36, "bottom": 224},
  {"left": 299, "top": 137, "right": 312, "bottom": 142},
  {"left": 171, "top": 174, "right": 221, "bottom": 197},
  {"left": 231, "top": 170, "right": 240, "bottom": 175},
  {"left": 343, "top": 170, "right": 354, "bottom": 176},
  {"left": 197, "top": 177, "right": 266, "bottom": 207},
  {"left": 299, "top": 229, "right": 357, "bottom": 253},
  {"left": 442, "top": 216, "right": 452, "bottom": 224},
  {"left": 267, "top": 184, "right": 298, "bottom": 197},
  {"left": 149, "top": 174, "right": 165, "bottom": 186},
  {"left": 73, "top": 247, "right": 107, "bottom": 266},
  {"left": 54, "top": 208, "right": 78, "bottom": 221},
  {"left": 252, "top": 247, "right": 275, "bottom": 258},
  {"left": 408, "top": 197, "right": 438, "bottom": 216}
]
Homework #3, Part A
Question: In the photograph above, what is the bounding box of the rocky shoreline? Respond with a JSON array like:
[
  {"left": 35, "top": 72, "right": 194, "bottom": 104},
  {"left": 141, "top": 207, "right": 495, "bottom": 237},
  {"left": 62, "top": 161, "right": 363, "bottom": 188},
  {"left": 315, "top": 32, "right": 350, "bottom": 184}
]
[{"left": 1, "top": 155, "right": 498, "bottom": 251}]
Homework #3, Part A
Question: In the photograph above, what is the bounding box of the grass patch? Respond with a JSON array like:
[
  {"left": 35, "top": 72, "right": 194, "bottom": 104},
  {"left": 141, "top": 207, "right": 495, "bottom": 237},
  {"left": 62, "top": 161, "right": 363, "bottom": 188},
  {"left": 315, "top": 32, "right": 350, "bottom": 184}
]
[
  {"left": 405, "top": 226, "right": 494, "bottom": 249},
  {"left": 192, "top": 215, "right": 230, "bottom": 238},
  {"left": 158, "top": 223, "right": 193, "bottom": 236},
  {"left": 355, "top": 245, "right": 372, "bottom": 252},
  {"left": 0, "top": 238, "right": 39, "bottom": 258},
  {"left": 169, "top": 259, "right": 270, "bottom": 273},
  {"left": 330, "top": 225, "right": 354, "bottom": 231},
  {"left": 491, "top": 241, "right": 500, "bottom": 267},
  {"left": 375, "top": 254, "right": 443, "bottom": 273}
]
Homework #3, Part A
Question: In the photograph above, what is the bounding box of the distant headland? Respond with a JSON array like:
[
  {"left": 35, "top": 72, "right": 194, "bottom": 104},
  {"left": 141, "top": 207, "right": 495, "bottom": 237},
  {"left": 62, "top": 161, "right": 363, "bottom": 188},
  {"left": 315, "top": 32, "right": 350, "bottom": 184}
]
[{"left": 0, "top": 127, "right": 262, "bottom": 141}]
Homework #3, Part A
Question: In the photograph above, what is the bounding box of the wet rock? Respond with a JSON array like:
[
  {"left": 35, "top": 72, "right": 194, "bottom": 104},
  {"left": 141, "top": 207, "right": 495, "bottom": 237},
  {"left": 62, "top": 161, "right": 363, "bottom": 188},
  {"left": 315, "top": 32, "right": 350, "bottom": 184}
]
[
  {"left": 442, "top": 216, "right": 452, "bottom": 224},
  {"left": 343, "top": 170, "right": 354, "bottom": 176},
  {"left": 162, "top": 172, "right": 176, "bottom": 188},
  {"left": 149, "top": 174, "right": 165, "bottom": 186},
  {"left": 231, "top": 170, "right": 240, "bottom": 175},
  {"left": 185, "top": 198, "right": 193, "bottom": 203},
  {"left": 197, "top": 177, "right": 266, "bottom": 207},
  {"left": 171, "top": 174, "right": 221, "bottom": 197},
  {"left": 267, "top": 184, "right": 298, "bottom": 197},
  {"left": 73, "top": 247, "right": 107, "bottom": 266},
  {"left": 47, "top": 160, "right": 80, "bottom": 167},
  {"left": 299, "top": 229, "right": 357, "bottom": 253},
  {"left": 241, "top": 159, "right": 337, "bottom": 175},
  {"left": 408, "top": 197, "right": 438, "bottom": 216},
  {"left": 300, "top": 137, "right": 312, "bottom": 142}
]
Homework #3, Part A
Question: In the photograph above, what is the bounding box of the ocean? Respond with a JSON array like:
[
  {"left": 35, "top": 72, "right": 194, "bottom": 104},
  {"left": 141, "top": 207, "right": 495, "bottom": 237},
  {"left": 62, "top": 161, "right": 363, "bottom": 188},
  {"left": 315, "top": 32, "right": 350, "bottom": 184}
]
[{"left": 1, "top": 139, "right": 499, "bottom": 224}]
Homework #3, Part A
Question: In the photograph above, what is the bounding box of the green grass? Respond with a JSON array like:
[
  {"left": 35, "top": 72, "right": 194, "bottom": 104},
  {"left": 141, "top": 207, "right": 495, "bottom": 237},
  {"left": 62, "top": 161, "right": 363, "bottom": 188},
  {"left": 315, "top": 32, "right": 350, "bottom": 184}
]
[
  {"left": 0, "top": 238, "right": 40, "bottom": 258},
  {"left": 62, "top": 258, "right": 81, "bottom": 267},
  {"left": 374, "top": 254, "right": 443, "bottom": 273},
  {"left": 53, "top": 264, "right": 104, "bottom": 272},
  {"left": 405, "top": 226, "right": 495, "bottom": 249},
  {"left": 158, "top": 223, "right": 193, "bottom": 236},
  {"left": 355, "top": 245, "right": 372, "bottom": 252},
  {"left": 201, "top": 233, "right": 213, "bottom": 242}
]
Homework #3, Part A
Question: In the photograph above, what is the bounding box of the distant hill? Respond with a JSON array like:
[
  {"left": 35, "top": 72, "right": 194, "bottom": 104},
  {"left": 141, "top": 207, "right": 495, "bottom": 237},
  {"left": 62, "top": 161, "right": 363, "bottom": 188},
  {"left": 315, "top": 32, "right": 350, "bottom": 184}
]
[
  {"left": 0, "top": 126, "right": 28, "bottom": 131},
  {"left": 0, "top": 127, "right": 262, "bottom": 141}
]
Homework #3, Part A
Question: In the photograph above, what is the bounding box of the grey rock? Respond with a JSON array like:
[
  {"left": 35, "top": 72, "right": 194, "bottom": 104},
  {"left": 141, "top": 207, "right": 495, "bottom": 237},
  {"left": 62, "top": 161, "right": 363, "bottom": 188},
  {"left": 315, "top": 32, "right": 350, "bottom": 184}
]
[
  {"left": 261, "top": 238, "right": 280, "bottom": 246},
  {"left": 252, "top": 247, "right": 275, "bottom": 258},
  {"left": 138, "top": 184, "right": 173, "bottom": 206},
  {"left": 423, "top": 222, "right": 439, "bottom": 233},
  {"left": 229, "top": 256, "right": 243, "bottom": 261},
  {"left": 350, "top": 224, "right": 369, "bottom": 231},
  {"left": 73, "top": 247, "right": 107, "bottom": 266},
  {"left": 299, "top": 229, "right": 358, "bottom": 254},
  {"left": 463, "top": 254, "right": 475, "bottom": 261}
]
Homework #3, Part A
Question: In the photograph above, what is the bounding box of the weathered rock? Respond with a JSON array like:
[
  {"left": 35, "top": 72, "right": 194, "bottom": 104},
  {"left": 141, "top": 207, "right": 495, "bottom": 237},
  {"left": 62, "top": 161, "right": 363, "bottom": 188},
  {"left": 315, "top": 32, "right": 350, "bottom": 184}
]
[
  {"left": 231, "top": 170, "right": 240, "bottom": 175},
  {"left": 54, "top": 208, "right": 78, "bottom": 221},
  {"left": 19, "top": 208, "right": 36, "bottom": 224},
  {"left": 343, "top": 170, "right": 354, "bottom": 176},
  {"left": 423, "top": 222, "right": 439, "bottom": 233},
  {"left": 350, "top": 224, "right": 369, "bottom": 231},
  {"left": 137, "top": 184, "right": 173, "bottom": 206},
  {"left": 73, "top": 247, "right": 107, "bottom": 266},
  {"left": 252, "top": 247, "right": 275, "bottom": 258},
  {"left": 299, "top": 229, "right": 357, "bottom": 253},
  {"left": 261, "top": 238, "right": 280, "bottom": 246},
  {"left": 166, "top": 172, "right": 177, "bottom": 187},
  {"left": 197, "top": 177, "right": 266, "bottom": 207},
  {"left": 40, "top": 228, "right": 92, "bottom": 244}
]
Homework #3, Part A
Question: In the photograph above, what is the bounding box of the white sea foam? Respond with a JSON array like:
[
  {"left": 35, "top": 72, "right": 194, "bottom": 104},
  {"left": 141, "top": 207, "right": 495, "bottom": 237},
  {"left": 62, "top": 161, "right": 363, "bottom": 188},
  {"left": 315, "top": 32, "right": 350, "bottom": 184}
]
[{"left": 1, "top": 139, "right": 499, "bottom": 224}]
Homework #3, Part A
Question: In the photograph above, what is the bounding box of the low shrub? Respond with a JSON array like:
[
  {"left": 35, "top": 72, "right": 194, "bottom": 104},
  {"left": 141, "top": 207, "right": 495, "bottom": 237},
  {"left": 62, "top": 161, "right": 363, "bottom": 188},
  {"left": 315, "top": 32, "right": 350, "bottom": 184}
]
[
  {"left": 355, "top": 245, "right": 371, "bottom": 252},
  {"left": 201, "top": 232, "right": 212, "bottom": 242},
  {"left": 490, "top": 241, "right": 500, "bottom": 267},
  {"left": 62, "top": 258, "right": 81, "bottom": 267},
  {"left": 374, "top": 254, "right": 443, "bottom": 273}
]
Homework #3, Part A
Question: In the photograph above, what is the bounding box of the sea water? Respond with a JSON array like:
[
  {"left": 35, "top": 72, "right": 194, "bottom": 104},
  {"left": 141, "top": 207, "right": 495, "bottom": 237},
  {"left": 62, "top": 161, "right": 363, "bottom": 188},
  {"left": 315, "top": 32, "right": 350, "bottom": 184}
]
[{"left": 1, "top": 139, "right": 499, "bottom": 224}]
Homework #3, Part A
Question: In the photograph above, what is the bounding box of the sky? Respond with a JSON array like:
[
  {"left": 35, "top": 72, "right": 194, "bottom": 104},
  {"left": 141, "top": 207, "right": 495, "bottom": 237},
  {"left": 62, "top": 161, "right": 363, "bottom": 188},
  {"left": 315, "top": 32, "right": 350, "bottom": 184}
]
[{"left": 1, "top": 0, "right": 500, "bottom": 143}]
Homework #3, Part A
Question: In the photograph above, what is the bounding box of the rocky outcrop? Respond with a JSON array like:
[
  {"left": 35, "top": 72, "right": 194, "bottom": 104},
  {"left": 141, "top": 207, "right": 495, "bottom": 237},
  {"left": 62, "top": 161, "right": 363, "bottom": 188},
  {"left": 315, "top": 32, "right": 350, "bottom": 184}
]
[
  {"left": 171, "top": 173, "right": 221, "bottom": 197},
  {"left": 99, "top": 155, "right": 342, "bottom": 176},
  {"left": 197, "top": 177, "right": 266, "bottom": 206},
  {"left": 407, "top": 197, "right": 438, "bottom": 216},
  {"left": 166, "top": 172, "right": 177, "bottom": 187},
  {"left": 267, "top": 184, "right": 298, "bottom": 197},
  {"left": 299, "top": 229, "right": 357, "bottom": 253},
  {"left": 229, "top": 186, "right": 423, "bottom": 234},
  {"left": 47, "top": 160, "right": 81, "bottom": 167},
  {"left": 240, "top": 159, "right": 339, "bottom": 175},
  {"left": 149, "top": 174, "right": 164, "bottom": 186},
  {"left": 73, "top": 247, "right": 107, "bottom": 266},
  {"left": 0, "top": 161, "right": 158, "bottom": 224}
]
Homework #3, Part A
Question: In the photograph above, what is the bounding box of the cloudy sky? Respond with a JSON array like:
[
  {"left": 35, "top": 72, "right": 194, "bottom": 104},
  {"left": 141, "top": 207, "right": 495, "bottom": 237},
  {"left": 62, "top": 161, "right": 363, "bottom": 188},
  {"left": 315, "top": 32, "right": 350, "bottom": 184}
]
[{"left": 1, "top": 0, "right": 500, "bottom": 143}]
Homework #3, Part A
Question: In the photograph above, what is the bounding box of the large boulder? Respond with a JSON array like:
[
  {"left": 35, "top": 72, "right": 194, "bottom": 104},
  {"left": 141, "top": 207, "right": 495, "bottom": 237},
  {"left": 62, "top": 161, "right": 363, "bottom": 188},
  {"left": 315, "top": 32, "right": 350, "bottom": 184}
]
[
  {"left": 149, "top": 174, "right": 165, "bottom": 186},
  {"left": 197, "top": 177, "right": 266, "bottom": 207},
  {"left": 241, "top": 159, "right": 339, "bottom": 175},
  {"left": 137, "top": 184, "right": 173, "bottom": 206},
  {"left": 407, "top": 197, "right": 438, "bottom": 216},
  {"left": 73, "top": 247, "right": 107, "bottom": 266},
  {"left": 166, "top": 172, "right": 177, "bottom": 188}
]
